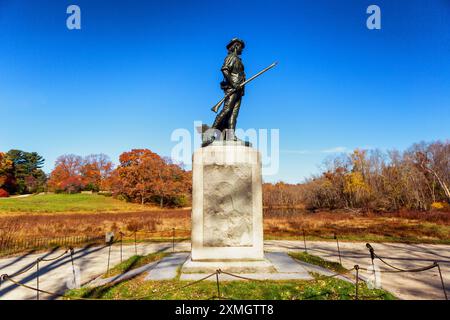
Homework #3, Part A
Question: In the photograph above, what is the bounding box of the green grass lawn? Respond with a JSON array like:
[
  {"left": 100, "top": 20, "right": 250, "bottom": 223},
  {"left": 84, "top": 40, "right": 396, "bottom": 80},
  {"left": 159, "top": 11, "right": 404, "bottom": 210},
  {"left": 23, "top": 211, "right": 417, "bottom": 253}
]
[
  {"left": 65, "top": 250, "right": 395, "bottom": 300},
  {"left": 289, "top": 252, "right": 348, "bottom": 274},
  {"left": 66, "top": 274, "right": 395, "bottom": 300},
  {"left": 0, "top": 193, "right": 151, "bottom": 214},
  {"left": 103, "top": 252, "right": 169, "bottom": 278}
]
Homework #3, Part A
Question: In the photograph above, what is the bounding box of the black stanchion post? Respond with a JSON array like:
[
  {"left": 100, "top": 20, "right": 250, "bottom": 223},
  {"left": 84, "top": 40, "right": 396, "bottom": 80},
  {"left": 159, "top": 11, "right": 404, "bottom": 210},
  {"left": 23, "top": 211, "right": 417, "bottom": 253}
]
[
  {"left": 216, "top": 271, "right": 221, "bottom": 300},
  {"left": 172, "top": 228, "right": 175, "bottom": 253},
  {"left": 70, "top": 247, "right": 76, "bottom": 288},
  {"left": 120, "top": 232, "right": 123, "bottom": 262},
  {"left": 302, "top": 229, "right": 307, "bottom": 253},
  {"left": 334, "top": 233, "right": 342, "bottom": 265},
  {"left": 36, "top": 258, "right": 40, "bottom": 300},
  {"left": 366, "top": 243, "right": 375, "bottom": 265},
  {"left": 134, "top": 231, "right": 137, "bottom": 255},
  {"left": 435, "top": 262, "right": 448, "bottom": 300},
  {"left": 366, "top": 243, "right": 376, "bottom": 281},
  {"left": 354, "top": 265, "right": 359, "bottom": 300},
  {"left": 107, "top": 241, "right": 112, "bottom": 273}
]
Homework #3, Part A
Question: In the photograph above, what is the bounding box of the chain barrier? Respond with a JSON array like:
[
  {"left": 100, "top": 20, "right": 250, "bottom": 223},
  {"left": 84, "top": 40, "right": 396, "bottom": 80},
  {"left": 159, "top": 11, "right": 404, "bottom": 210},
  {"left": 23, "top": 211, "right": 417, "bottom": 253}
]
[
  {"left": 1, "top": 234, "right": 448, "bottom": 301},
  {"left": 0, "top": 247, "right": 71, "bottom": 300},
  {"left": 366, "top": 243, "right": 448, "bottom": 300},
  {"left": 115, "top": 227, "right": 190, "bottom": 257},
  {"left": 103, "top": 227, "right": 187, "bottom": 273},
  {"left": 133, "top": 271, "right": 218, "bottom": 300},
  {"left": 299, "top": 230, "right": 343, "bottom": 266}
]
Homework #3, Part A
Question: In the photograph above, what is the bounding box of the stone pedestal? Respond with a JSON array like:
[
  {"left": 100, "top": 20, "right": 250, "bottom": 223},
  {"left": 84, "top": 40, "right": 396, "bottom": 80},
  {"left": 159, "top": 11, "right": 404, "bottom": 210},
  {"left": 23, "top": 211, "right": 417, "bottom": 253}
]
[{"left": 190, "top": 141, "right": 264, "bottom": 262}]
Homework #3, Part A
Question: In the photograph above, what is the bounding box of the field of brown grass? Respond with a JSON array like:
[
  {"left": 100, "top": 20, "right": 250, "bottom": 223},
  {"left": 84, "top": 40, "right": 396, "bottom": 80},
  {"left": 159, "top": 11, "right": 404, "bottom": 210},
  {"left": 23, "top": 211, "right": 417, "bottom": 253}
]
[
  {"left": 1, "top": 208, "right": 449, "bottom": 244},
  {"left": 264, "top": 209, "right": 450, "bottom": 243}
]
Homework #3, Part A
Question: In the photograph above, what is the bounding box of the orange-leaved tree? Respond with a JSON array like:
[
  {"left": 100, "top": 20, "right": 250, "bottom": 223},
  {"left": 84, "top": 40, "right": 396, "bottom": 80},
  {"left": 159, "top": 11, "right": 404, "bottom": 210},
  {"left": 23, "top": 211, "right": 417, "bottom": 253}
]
[
  {"left": 80, "top": 154, "right": 113, "bottom": 192},
  {"left": 47, "top": 154, "right": 84, "bottom": 193},
  {"left": 0, "top": 152, "right": 15, "bottom": 196},
  {"left": 116, "top": 149, "right": 191, "bottom": 207}
]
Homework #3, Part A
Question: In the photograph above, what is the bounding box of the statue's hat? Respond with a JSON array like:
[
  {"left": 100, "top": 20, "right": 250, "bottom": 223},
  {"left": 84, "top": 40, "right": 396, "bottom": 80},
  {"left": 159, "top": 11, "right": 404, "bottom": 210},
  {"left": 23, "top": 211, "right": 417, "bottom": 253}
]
[{"left": 226, "top": 38, "right": 245, "bottom": 50}]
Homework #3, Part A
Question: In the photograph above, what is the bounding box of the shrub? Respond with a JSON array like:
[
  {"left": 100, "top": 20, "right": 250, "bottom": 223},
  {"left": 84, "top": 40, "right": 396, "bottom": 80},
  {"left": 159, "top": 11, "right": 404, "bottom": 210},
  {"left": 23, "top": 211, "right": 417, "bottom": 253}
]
[
  {"left": 431, "top": 202, "right": 450, "bottom": 211},
  {"left": 84, "top": 183, "right": 100, "bottom": 192},
  {"left": 60, "top": 176, "right": 85, "bottom": 194},
  {"left": 0, "top": 188, "right": 9, "bottom": 197},
  {"left": 116, "top": 194, "right": 130, "bottom": 202}
]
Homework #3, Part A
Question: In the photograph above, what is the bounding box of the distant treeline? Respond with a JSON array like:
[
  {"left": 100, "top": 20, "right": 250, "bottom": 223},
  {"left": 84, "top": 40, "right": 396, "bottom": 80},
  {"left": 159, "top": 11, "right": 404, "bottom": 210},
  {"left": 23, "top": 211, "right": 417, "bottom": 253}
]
[
  {"left": 2, "top": 140, "right": 449, "bottom": 211},
  {"left": 264, "top": 140, "right": 450, "bottom": 212},
  {"left": 0, "top": 150, "right": 46, "bottom": 196},
  {"left": 263, "top": 183, "right": 304, "bottom": 208},
  {"left": 0, "top": 149, "right": 191, "bottom": 208}
]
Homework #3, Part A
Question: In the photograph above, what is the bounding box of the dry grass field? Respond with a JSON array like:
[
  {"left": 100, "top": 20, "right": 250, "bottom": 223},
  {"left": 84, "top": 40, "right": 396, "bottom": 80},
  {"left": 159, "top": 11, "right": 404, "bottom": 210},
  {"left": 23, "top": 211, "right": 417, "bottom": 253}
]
[
  {"left": 1, "top": 210, "right": 448, "bottom": 244},
  {"left": 264, "top": 209, "right": 450, "bottom": 243},
  {"left": 0, "top": 194, "right": 449, "bottom": 245}
]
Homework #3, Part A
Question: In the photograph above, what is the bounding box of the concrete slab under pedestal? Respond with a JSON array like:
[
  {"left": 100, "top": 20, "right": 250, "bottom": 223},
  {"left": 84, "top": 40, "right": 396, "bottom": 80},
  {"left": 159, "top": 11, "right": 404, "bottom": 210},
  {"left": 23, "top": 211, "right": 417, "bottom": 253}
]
[
  {"left": 182, "top": 258, "right": 276, "bottom": 274},
  {"left": 180, "top": 252, "right": 313, "bottom": 280}
]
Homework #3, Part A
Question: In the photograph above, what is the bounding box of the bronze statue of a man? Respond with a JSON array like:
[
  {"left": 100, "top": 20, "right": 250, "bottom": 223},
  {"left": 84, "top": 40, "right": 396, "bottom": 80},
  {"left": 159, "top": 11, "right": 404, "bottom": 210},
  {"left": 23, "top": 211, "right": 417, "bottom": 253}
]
[{"left": 203, "top": 38, "right": 246, "bottom": 146}]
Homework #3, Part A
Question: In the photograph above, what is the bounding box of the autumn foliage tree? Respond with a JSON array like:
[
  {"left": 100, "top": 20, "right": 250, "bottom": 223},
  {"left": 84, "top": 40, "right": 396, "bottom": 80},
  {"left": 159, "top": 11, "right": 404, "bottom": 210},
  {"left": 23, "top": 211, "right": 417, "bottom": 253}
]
[
  {"left": 80, "top": 154, "right": 113, "bottom": 192},
  {"left": 0, "top": 152, "right": 15, "bottom": 196},
  {"left": 48, "top": 154, "right": 113, "bottom": 193},
  {"left": 0, "top": 150, "right": 46, "bottom": 195},
  {"left": 115, "top": 149, "right": 191, "bottom": 207},
  {"left": 263, "top": 182, "right": 304, "bottom": 208},
  {"left": 46, "top": 150, "right": 191, "bottom": 207},
  {"left": 47, "top": 154, "right": 83, "bottom": 193}
]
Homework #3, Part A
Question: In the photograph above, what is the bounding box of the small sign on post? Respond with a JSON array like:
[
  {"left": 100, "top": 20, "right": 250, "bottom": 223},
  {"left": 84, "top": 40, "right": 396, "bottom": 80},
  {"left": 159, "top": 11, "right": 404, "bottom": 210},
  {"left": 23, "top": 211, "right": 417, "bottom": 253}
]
[{"left": 105, "top": 232, "right": 115, "bottom": 244}]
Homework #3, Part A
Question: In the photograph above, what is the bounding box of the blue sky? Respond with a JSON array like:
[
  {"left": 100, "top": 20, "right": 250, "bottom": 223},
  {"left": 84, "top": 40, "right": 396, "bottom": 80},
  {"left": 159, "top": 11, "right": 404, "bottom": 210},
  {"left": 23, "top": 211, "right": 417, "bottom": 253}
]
[{"left": 0, "top": 0, "right": 449, "bottom": 183}]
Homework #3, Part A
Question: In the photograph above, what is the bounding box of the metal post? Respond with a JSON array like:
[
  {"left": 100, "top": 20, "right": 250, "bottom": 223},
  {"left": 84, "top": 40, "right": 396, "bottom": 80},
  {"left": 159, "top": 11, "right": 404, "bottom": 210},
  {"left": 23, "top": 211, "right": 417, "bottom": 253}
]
[
  {"left": 172, "top": 228, "right": 175, "bottom": 253},
  {"left": 107, "top": 242, "right": 112, "bottom": 273},
  {"left": 302, "top": 229, "right": 307, "bottom": 253},
  {"left": 436, "top": 262, "right": 448, "bottom": 300},
  {"left": 120, "top": 232, "right": 123, "bottom": 262},
  {"left": 216, "top": 271, "right": 221, "bottom": 300},
  {"left": 334, "top": 233, "right": 342, "bottom": 265},
  {"left": 354, "top": 265, "right": 359, "bottom": 300},
  {"left": 70, "top": 248, "right": 76, "bottom": 288},
  {"left": 36, "top": 259, "right": 40, "bottom": 300},
  {"left": 366, "top": 243, "right": 376, "bottom": 285}
]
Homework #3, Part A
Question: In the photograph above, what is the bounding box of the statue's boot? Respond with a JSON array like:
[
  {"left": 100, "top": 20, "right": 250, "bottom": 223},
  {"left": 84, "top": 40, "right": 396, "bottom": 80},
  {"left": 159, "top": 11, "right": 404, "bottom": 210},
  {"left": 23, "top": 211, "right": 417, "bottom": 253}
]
[
  {"left": 201, "top": 128, "right": 216, "bottom": 147},
  {"left": 226, "top": 129, "right": 242, "bottom": 142}
]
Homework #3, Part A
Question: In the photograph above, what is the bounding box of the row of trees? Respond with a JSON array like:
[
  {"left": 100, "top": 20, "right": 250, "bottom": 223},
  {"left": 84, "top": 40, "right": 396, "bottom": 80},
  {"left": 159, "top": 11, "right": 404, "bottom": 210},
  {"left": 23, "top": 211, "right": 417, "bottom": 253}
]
[
  {"left": 0, "top": 149, "right": 191, "bottom": 207},
  {"left": 46, "top": 149, "right": 191, "bottom": 207},
  {"left": 2, "top": 140, "right": 448, "bottom": 211},
  {"left": 262, "top": 141, "right": 449, "bottom": 212},
  {"left": 300, "top": 141, "right": 450, "bottom": 212},
  {"left": 0, "top": 150, "right": 47, "bottom": 196}
]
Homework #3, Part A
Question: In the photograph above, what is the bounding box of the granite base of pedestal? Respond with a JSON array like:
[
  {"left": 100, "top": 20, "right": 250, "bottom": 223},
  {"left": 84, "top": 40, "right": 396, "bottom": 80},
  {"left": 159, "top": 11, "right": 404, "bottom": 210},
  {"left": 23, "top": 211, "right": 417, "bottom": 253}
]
[{"left": 190, "top": 142, "right": 264, "bottom": 262}]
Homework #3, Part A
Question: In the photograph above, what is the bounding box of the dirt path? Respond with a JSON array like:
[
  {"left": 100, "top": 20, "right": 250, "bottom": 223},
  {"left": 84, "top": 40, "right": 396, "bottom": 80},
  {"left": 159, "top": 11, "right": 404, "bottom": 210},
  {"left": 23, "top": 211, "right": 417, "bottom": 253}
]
[{"left": 0, "top": 241, "right": 448, "bottom": 300}]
